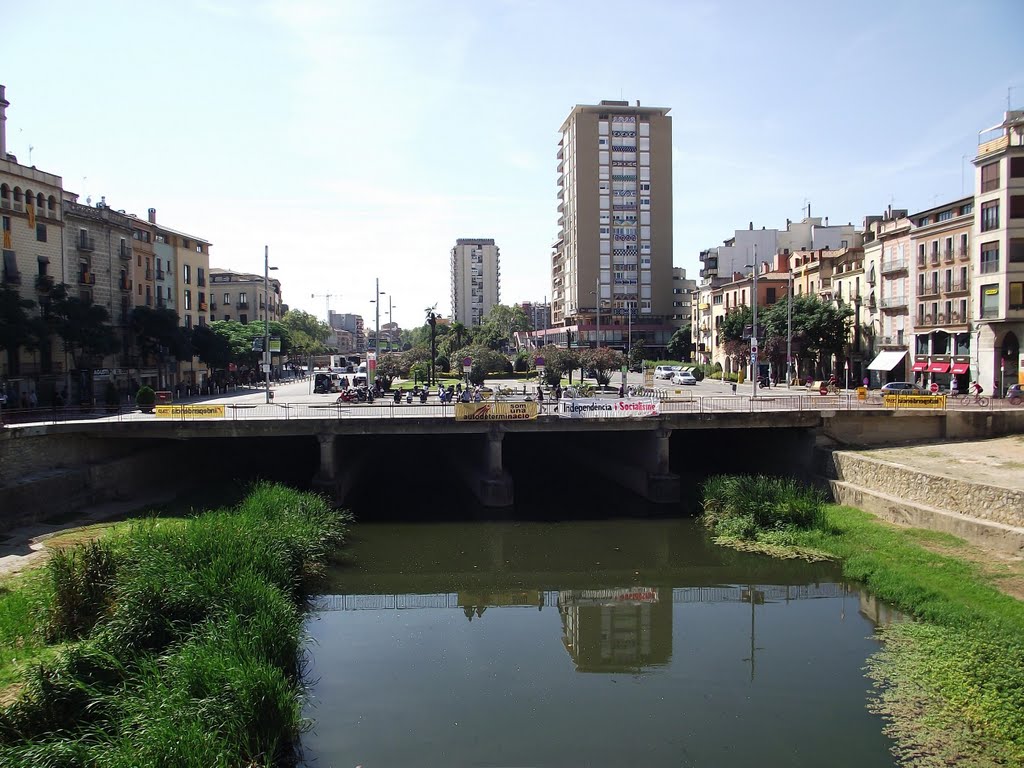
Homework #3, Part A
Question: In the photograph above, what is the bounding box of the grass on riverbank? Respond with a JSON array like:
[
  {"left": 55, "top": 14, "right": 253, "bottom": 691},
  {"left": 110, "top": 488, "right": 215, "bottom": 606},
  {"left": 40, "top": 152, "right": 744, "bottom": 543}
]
[
  {"left": 700, "top": 477, "right": 1024, "bottom": 766},
  {"left": 0, "top": 482, "right": 350, "bottom": 768}
]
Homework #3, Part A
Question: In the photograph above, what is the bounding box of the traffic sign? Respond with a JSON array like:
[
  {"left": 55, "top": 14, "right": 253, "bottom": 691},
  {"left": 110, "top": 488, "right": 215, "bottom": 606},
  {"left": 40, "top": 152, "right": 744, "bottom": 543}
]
[{"left": 930, "top": 382, "right": 939, "bottom": 394}]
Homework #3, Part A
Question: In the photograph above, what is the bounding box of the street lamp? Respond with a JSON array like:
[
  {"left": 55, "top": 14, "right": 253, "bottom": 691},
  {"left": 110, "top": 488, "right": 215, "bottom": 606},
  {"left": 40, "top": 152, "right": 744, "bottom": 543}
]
[
  {"left": 386, "top": 296, "right": 397, "bottom": 352},
  {"left": 786, "top": 261, "right": 793, "bottom": 389},
  {"left": 590, "top": 276, "right": 603, "bottom": 349},
  {"left": 369, "top": 279, "right": 385, "bottom": 386},
  {"left": 746, "top": 244, "right": 759, "bottom": 398},
  {"left": 264, "top": 245, "right": 278, "bottom": 404}
]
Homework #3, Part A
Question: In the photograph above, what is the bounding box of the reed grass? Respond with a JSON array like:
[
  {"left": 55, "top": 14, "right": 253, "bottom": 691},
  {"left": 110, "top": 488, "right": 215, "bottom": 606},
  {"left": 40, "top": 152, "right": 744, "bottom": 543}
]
[{"left": 0, "top": 482, "right": 350, "bottom": 768}]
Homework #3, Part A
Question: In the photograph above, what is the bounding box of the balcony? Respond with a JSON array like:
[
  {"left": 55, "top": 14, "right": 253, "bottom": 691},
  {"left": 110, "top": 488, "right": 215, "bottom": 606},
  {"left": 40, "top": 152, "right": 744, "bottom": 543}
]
[
  {"left": 3, "top": 267, "right": 21, "bottom": 285},
  {"left": 918, "top": 284, "right": 940, "bottom": 299},
  {"left": 35, "top": 274, "right": 54, "bottom": 293},
  {"left": 156, "top": 297, "right": 165, "bottom": 308},
  {"left": 145, "top": 295, "right": 153, "bottom": 307},
  {"left": 78, "top": 271, "right": 96, "bottom": 285},
  {"left": 880, "top": 295, "right": 907, "bottom": 310},
  {"left": 958, "top": 247, "right": 970, "bottom": 262},
  {"left": 119, "top": 244, "right": 132, "bottom": 260},
  {"left": 145, "top": 268, "right": 153, "bottom": 280},
  {"left": 929, "top": 252, "right": 940, "bottom": 266},
  {"left": 943, "top": 249, "right": 954, "bottom": 264},
  {"left": 880, "top": 259, "right": 907, "bottom": 274},
  {"left": 946, "top": 280, "right": 969, "bottom": 295},
  {"left": 917, "top": 253, "right": 926, "bottom": 268},
  {"left": 119, "top": 278, "right": 132, "bottom": 291},
  {"left": 76, "top": 235, "right": 96, "bottom": 252},
  {"left": 210, "top": 302, "right": 218, "bottom": 311},
  {"left": 155, "top": 269, "right": 165, "bottom": 280},
  {"left": 199, "top": 302, "right": 208, "bottom": 312},
  {"left": 237, "top": 302, "right": 249, "bottom": 309},
  {"left": 879, "top": 335, "right": 906, "bottom": 348}
]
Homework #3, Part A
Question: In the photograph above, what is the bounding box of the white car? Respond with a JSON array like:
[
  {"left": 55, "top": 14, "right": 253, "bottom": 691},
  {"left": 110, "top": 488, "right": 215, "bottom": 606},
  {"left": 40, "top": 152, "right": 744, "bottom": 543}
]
[
  {"left": 672, "top": 371, "right": 697, "bottom": 386},
  {"left": 654, "top": 365, "right": 676, "bottom": 380}
]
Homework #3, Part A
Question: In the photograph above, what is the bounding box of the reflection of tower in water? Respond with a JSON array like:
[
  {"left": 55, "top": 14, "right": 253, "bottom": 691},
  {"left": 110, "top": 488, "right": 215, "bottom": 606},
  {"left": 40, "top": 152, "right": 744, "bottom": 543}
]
[{"left": 558, "top": 588, "right": 672, "bottom": 673}]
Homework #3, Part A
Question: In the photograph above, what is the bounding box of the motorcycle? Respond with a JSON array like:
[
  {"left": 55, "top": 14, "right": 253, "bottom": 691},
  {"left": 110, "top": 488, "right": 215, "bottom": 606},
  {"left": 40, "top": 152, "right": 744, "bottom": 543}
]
[{"left": 336, "top": 387, "right": 373, "bottom": 404}]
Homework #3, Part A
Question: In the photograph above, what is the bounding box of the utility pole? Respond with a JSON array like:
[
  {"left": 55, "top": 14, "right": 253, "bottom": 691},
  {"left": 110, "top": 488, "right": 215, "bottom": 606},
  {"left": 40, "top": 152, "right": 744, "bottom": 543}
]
[
  {"left": 750, "top": 245, "right": 759, "bottom": 398},
  {"left": 264, "top": 245, "right": 277, "bottom": 404},
  {"left": 787, "top": 261, "right": 793, "bottom": 389}
]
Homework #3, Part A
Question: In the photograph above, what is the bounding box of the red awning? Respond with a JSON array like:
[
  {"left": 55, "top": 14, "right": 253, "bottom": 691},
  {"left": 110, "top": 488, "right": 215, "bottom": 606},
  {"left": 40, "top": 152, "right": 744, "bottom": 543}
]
[
  {"left": 912, "top": 361, "right": 928, "bottom": 372},
  {"left": 951, "top": 362, "right": 970, "bottom": 374},
  {"left": 929, "top": 362, "right": 951, "bottom": 373}
]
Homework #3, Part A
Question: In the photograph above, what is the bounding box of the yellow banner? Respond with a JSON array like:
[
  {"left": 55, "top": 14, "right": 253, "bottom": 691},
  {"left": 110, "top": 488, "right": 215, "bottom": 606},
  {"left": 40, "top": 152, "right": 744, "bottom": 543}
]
[
  {"left": 2, "top": 228, "right": 10, "bottom": 249},
  {"left": 27, "top": 204, "right": 35, "bottom": 229},
  {"left": 155, "top": 404, "right": 225, "bottom": 418},
  {"left": 882, "top": 394, "right": 946, "bottom": 409},
  {"left": 454, "top": 401, "right": 538, "bottom": 421}
]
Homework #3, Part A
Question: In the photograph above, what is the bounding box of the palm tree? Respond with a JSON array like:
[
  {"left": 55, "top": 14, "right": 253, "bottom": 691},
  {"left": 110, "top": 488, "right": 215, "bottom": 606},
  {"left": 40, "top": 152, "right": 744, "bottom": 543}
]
[{"left": 450, "top": 321, "right": 468, "bottom": 350}]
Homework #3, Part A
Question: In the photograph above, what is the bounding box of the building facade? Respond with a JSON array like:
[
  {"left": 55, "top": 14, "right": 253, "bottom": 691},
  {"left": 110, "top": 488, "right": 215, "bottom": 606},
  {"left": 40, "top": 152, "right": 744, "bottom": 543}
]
[
  {"left": 972, "top": 110, "right": 1024, "bottom": 394},
  {"left": 550, "top": 100, "right": 674, "bottom": 351},
  {"left": 670, "top": 268, "right": 696, "bottom": 330},
  {"left": 328, "top": 312, "right": 365, "bottom": 354},
  {"left": 208, "top": 268, "right": 283, "bottom": 325},
  {"left": 450, "top": 238, "right": 500, "bottom": 327},
  {"left": 908, "top": 197, "right": 974, "bottom": 390},
  {"left": 0, "top": 88, "right": 66, "bottom": 403}
]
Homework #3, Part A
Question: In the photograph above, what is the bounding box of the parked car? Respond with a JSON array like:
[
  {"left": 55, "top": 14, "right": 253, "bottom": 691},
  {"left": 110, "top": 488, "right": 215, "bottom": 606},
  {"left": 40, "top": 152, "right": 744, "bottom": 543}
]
[
  {"left": 654, "top": 365, "right": 676, "bottom": 380},
  {"left": 1006, "top": 383, "right": 1022, "bottom": 404},
  {"left": 672, "top": 371, "right": 697, "bottom": 386},
  {"left": 880, "top": 381, "right": 924, "bottom": 394}
]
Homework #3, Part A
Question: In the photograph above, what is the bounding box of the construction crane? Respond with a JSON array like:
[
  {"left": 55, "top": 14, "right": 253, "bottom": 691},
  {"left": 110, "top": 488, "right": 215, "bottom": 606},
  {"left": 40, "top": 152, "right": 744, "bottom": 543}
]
[{"left": 311, "top": 293, "right": 337, "bottom": 322}]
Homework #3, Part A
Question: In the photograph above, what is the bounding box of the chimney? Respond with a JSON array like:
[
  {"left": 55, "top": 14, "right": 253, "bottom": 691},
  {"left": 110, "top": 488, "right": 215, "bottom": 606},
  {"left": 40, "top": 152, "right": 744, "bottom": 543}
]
[
  {"left": 786, "top": 218, "right": 791, "bottom": 228},
  {"left": 825, "top": 216, "right": 829, "bottom": 226},
  {"left": 148, "top": 207, "right": 156, "bottom": 224},
  {"left": 635, "top": 99, "right": 640, "bottom": 107},
  {"left": 0, "top": 85, "right": 9, "bottom": 160},
  {"left": 749, "top": 221, "right": 753, "bottom": 230}
]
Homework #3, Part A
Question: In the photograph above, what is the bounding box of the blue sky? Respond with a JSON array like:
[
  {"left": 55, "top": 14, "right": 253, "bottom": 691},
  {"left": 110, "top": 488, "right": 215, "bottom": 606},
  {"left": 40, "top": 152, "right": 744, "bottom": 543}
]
[{"left": 3, "top": 0, "right": 1023, "bottom": 329}]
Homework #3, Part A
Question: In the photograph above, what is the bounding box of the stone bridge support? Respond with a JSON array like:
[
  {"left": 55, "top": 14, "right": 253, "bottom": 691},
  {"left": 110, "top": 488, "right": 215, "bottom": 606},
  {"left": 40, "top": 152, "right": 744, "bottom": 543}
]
[
  {"left": 311, "top": 434, "right": 364, "bottom": 507},
  {"left": 453, "top": 428, "right": 514, "bottom": 508},
  {"left": 594, "top": 427, "right": 680, "bottom": 504}
]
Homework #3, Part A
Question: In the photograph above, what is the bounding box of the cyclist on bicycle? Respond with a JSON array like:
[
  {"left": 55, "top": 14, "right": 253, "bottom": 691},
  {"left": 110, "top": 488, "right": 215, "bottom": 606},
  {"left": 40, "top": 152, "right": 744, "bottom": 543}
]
[{"left": 969, "top": 381, "right": 984, "bottom": 402}]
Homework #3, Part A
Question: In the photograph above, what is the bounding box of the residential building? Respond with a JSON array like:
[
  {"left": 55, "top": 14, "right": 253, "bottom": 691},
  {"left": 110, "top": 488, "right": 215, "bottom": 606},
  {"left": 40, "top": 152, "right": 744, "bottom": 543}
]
[
  {"left": 670, "top": 268, "right": 696, "bottom": 330},
  {"left": 61, "top": 194, "right": 135, "bottom": 399},
  {"left": 826, "top": 246, "right": 869, "bottom": 383},
  {"left": 450, "top": 237, "right": 500, "bottom": 327},
  {"left": 864, "top": 207, "right": 912, "bottom": 385},
  {"left": 549, "top": 100, "right": 674, "bottom": 351},
  {"left": 908, "top": 197, "right": 974, "bottom": 390},
  {"left": 972, "top": 110, "right": 1024, "bottom": 393},
  {"left": 519, "top": 300, "right": 551, "bottom": 332},
  {"left": 328, "top": 312, "right": 365, "bottom": 354},
  {"left": 0, "top": 85, "right": 66, "bottom": 403},
  {"left": 150, "top": 209, "right": 175, "bottom": 317},
  {"left": 327, "top": 328, "right": 356, "bottom": 355},
  {"left": 713, "top": 256, "right": 791, "bottom": 379},
  {"left": 129, "top": 215, "right": 156, "bottom": 313},
  {"left": 208, "top": 268, "right": 283, "bottom": 325}
]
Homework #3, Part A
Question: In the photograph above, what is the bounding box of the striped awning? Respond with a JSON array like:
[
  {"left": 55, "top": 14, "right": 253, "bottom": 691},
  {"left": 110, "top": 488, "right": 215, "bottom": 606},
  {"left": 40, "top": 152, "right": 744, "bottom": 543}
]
[
  {"left": 929, "top": 362, "right": 950, "bottom": 373},
  {"left": 951, "top": 362, "right": 970, "bottom": 375}
]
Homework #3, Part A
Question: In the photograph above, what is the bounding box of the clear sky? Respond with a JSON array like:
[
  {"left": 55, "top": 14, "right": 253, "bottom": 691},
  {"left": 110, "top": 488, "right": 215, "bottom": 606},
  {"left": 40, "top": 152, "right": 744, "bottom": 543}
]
[{"left": 3, "top": 0, "right": 1023, "bottom": 330}]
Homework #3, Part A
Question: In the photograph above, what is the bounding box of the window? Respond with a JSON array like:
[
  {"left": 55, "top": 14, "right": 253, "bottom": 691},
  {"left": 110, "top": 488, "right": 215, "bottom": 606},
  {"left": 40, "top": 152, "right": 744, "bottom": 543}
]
[
  {"left": 1010, "top": 282, "right": 1024, "bottom": 310},
  {"left": 3, "top": 249, "right": 19, "bottom": 282},
  {"left": 37, "top": 256, "right": 48, "bottom": 276},
  {"left": 1011, "top": 239, "right": 1024, "bottom": 263},
  {"left": 185, "top": 314, "right": 192, "bottom": 329},
  {"left": 980, "top": 241, "right": 1000, "bottom": 273},
  {"left": 936, "top": 210, "right": 953, "bottom": 222},
  {"left": 961, "top": 203, "right": 973, "bottom": 215},
  {"left": 183, "top": 264, "right": 191, "bottom": 284},
  {"left": 182, "top": 238, "right": 190, "bottom": 249},
  {"left": 980, "top": 201, "right": 999, "bottom": 231},
  {"left": 1011, "top": 157, "right": 1024, "bottom": 178},
  {"left": 239, "top": 314, "right": 248, "bottom": 324},
  {"left": 197, "top": 267, "right": 205, "bottom": 287},
  {"left": 223, "top": 292, "right": 231, "bottom": 305},
  {"left": 980, "top": 284, "right": 999, "bottom": 318},
  {"left": 981, "top": 162, "right": 1000, "bottom": 192},
  {"left": 36, "top": 223, "right": 46, "bottom": 242},
  {"left": 1010, "top": 195, "right": 1024, "bottom": 219},
  {"left": 766, "top": 287, "right": 777, "bottom": 304},
  {"left": 184, "top": 290, "right": 192, "bottom": 310},
  {"left": 239, "top": 292, "right": 248, "bottom": 305},
  {"left": 960, "top": 233, "right": 968, "bottom": 254}
]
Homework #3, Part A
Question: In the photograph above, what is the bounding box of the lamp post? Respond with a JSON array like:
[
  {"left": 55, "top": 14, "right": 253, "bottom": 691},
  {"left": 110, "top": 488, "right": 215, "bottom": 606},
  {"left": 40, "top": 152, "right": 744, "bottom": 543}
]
[
  {"left": 746, "top": 245, "right": 759, "bottom": 398},
  {"left": 386, "top": 295, "right": 397, "bottom": 352},
  {"left": 591, "top": 276, "right": 602, "bottom": 349},
  {"left": 369, "top": 280, "right": 385, "bottom": 387},
  {"left": 786, "top": 262, "right": 793, "bottom": 389},
  {"left": 264, "top": 245, "right": 278, "bottom": 404}
]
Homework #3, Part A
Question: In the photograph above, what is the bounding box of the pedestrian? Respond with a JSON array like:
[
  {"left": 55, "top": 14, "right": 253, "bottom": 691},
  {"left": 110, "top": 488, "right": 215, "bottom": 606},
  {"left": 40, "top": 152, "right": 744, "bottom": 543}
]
[
  {"left": 555, "top": 384, "right": 562, "bottom": 401},
  {"left": 950, "top": 378, "right": 959, "bottom": 397},
  {"left": 473, "top": 388, "right": 482, "bottom": 403},
  {"left": 28, "top": 390, "right": 37, "bottom": 408}
]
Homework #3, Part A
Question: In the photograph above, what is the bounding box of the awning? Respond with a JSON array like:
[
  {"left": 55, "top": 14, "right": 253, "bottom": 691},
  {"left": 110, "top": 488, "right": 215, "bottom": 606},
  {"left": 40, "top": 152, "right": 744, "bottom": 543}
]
[
  {"left": 867, "top": 350, "right": 908, "bottom": 371},
  {"left": 912, "top": 361, "right": 928, "bottom": 372},
  {"left": 951, "top": 362, "right": 970, "bottom": 375},
  {"left": 929, "top": 362, "right": 950, "bottom": 373}
]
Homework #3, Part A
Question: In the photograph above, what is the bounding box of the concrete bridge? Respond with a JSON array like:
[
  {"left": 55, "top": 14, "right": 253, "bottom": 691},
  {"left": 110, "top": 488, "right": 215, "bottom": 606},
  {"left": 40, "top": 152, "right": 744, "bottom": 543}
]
[{"left": 2, "top": 399, "right": 1021, "bottom": 525}]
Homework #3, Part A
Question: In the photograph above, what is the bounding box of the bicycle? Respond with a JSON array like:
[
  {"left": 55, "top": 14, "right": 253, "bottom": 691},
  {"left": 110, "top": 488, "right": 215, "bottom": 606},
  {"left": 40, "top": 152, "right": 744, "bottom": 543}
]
[{"left": 953, "top": 392, "right": 989, "bottom": 407}]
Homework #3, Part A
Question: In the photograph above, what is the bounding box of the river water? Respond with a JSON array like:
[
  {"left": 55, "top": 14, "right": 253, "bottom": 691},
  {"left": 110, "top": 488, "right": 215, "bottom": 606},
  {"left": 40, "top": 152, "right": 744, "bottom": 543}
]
[{"left": 300, "top": 516, "right": 897, "bottom": 767}]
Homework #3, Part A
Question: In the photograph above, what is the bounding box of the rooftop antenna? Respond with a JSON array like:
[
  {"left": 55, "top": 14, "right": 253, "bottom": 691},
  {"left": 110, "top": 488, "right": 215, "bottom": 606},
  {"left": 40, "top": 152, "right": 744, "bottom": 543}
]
[{"left": 28, "top": 145, "right": 33, "bottom": 164}]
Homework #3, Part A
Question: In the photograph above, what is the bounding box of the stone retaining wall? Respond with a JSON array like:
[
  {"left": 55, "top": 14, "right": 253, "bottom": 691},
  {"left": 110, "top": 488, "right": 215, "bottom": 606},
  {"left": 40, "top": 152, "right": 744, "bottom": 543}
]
[{"left": 828, "top": 451, "right": 1024, "bottom": 528}]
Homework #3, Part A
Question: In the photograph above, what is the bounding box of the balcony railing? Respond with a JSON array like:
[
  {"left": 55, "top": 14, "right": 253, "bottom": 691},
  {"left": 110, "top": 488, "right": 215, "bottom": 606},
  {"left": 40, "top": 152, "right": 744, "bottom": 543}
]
[
  {"left": 946, "top": 280, "right": 968, "bottom": 294},
  {"left": 77, "top": 235, "right": 95, "bottom": 252},
  {"left": 958, "top": 247, "right": 970, "bottom": 262},
  {"left": 918, "top": 285, "right": 940, "bottom": 298},
  {"left": 930, "top": 252, "right": 940, "bottom": 266},
  {"left": 237, "top": 302, "right": 249, "bottom": 309},
  {"left": 943, "top": 249, "right": 954, "bottom": 264},
  {"left": 880, "top": 295, "right": 907, "bottom": 309},
  {"left": 119, "top": 244, "right": 132, "bottom": 260},
  {"left": 78, "top": 272, "right": 96, "bottom": 285},
  {"left": 917, "top": 254, "right": 926, "bottom": 267},
  {"left": 879, "top": 335, "right": 905, "bottom": 348},
  {"left": 880, "top": 259, "right": 907, "bottom": 274},
  {"left": 156, "top": 297, "right": 165, "bottom": 308},
  {"left": 119, "top": 278, "right": 132, "bottom": 291},
  {"left": 210, "top": 302, "right": 218, "bottom": 311},
  {"left": 155, "top": 269, "right": 165, "bottom": 280}
]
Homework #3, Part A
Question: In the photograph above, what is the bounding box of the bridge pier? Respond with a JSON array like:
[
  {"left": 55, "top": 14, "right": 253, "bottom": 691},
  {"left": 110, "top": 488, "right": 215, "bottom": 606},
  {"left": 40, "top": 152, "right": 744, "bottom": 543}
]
[
  {"left": 311, "top": 434, "right": 363, "bottom": 507},
  {"left": 595, "top": 427, "right": 680, "bottom": 504},
  {"left": 455, "top": 428, "right": 514, "bottom": 508}
]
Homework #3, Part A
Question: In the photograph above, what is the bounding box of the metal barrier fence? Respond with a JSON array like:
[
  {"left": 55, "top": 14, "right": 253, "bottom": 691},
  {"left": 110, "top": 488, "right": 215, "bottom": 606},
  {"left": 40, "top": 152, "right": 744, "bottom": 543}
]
[{"left": 3, "top": 393, "right": 1019, "bottom": 426}]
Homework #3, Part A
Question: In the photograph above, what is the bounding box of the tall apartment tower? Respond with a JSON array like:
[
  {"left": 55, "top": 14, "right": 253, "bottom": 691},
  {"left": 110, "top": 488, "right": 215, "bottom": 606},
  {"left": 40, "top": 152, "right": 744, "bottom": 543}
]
[
  {"left": 551, "top": 100, "right": 674, "bottom": 349},
  {"left": 450, "top": 238, "right": 500, "bottom": 327}
]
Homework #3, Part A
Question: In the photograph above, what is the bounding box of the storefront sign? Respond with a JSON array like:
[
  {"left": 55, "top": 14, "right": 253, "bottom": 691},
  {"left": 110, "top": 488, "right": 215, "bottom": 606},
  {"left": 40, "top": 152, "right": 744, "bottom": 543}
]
[
  {"left": 882, "top": 394, "right": 946, "bottom": 409},
  {"left": 155, "top": 404, "right": 226, "bottom": 419},
  {"left": 454, "top": 401, "right": 538, "bottom": 421},
  {"left": 556, "top": 398, "right": 660, "bottom": 418}
]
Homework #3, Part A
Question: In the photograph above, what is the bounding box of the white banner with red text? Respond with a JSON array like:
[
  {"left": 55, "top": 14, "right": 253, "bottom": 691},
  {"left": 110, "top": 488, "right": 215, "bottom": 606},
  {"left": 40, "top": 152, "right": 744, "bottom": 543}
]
[{"left": 554, "top": 398, "right": 660, "bottom": 418}]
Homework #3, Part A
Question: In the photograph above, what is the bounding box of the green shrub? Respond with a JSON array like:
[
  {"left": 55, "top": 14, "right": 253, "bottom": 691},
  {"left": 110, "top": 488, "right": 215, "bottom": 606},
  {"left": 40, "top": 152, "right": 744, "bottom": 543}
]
[
  {"left": 700, "top": 474, "right": 828, "bottom": 543},
  {"left": 134, "top": 386, "right": 155, "bottom": 407}
]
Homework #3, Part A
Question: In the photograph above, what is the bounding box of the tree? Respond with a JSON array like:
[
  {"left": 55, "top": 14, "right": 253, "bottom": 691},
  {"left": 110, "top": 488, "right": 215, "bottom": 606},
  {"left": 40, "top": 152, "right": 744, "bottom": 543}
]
[
  {"left": 281, "top": 309, "right": 329, "bottom": 356},
  {"left": 46, "top": 285, "right": 118, "bottom": 370},
  {"left": 0, "top": 285, "right": 36, "bottom": 366},
  {"left": 628, "top": 339, "right": 647, "bottom": 372},
  {"left": 375, "top": 352, "right": 403, "bottom": 390},
  {"left": 667, "top": 325, "right": 693, "bottom": 362},
  {"left": 131, "top": 306, "right": 191, "bottom": 386},
  {"left": 580, "top": 346, "right": 625, "bottom": 386},
  {"left": 538, "top": 344, "right": 579, "bottom": 386},
  {"left": 190, "top": 324, "right": 231, "bottom": 371},
  {"left": 479, "top": 304, "right": 529, "bottom": 350}
]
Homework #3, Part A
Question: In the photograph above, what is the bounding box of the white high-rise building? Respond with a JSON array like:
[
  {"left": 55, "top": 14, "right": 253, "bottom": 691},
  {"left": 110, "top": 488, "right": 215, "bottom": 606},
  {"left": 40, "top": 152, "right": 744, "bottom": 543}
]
[{"left": 450, "top": 238, "right": 500, "bottom": 327}]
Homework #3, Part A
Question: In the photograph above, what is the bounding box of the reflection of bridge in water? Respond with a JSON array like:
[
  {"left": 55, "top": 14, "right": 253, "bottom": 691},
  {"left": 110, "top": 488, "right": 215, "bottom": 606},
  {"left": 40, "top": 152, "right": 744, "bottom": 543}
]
[{"left": 313, "top": 582, "right": 850, "bottom": 612}]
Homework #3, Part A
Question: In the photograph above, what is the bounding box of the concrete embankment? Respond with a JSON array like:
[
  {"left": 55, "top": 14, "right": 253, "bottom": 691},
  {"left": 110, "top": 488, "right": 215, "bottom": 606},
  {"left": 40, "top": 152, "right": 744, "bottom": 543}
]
[{"left": 824, "top": 436, "right": 1024, "bottom": 555}]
